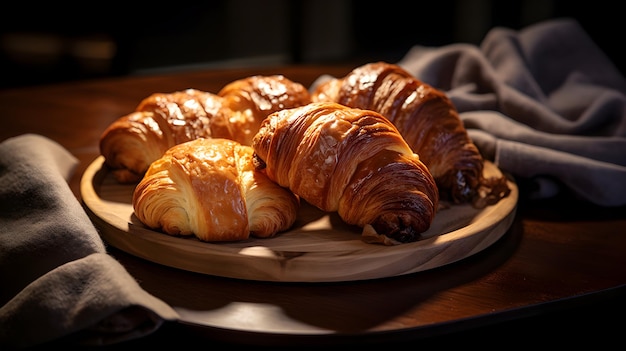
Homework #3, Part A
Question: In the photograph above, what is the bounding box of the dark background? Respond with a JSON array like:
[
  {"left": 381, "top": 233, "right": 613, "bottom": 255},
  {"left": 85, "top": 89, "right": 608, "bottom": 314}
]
[{"left": 1, "top": 0, "right": 623, "bottom": 89}]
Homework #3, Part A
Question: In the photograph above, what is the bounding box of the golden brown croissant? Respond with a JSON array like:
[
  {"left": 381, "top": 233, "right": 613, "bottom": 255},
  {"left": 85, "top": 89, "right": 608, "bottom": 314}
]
[
  {"left": 100, "top": 75, "right": 311, "bottom": 183},
  {"left": 132, "top": 137, "right": 300, "bottom": 242},
  {"left": 252, "top": 101, "right": 439, "bottom": 245},
  {"left": 311, "top": 62, "right": 510, "bottom": 207}
]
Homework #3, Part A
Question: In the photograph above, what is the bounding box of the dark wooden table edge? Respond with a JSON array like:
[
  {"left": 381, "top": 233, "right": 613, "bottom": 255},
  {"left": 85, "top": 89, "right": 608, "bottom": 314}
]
[{"left": 103, "top": 284, "right": 623, "bottom": 348}]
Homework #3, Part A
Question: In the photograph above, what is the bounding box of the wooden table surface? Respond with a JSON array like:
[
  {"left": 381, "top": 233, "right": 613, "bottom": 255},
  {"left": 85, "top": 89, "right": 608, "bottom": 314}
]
[{"left": 1, "top": 64, "right": 625, "bottom": 348}]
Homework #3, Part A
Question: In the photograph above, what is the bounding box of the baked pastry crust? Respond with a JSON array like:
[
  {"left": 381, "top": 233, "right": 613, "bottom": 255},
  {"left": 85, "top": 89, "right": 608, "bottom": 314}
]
[
  {"left": 100, "top": 75, "right": 311, "bottom": 183},
  {"left": 312, "top": 62, "right": 510, "bottom": 207},
  {"left": 252, "top": 101, "right": 439, "bottom": 245},
  {"left": 132, "top": 138, "right": 299, "bottom": 242}
]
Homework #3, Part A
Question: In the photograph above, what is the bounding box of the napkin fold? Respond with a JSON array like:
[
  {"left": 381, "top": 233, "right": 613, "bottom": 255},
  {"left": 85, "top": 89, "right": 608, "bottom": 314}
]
[
  {"left": 397, "top": 18, "right": 626, "bottom": 206},
  {"left": 0, "top": 134, "right": 179, "bottom": 349}
]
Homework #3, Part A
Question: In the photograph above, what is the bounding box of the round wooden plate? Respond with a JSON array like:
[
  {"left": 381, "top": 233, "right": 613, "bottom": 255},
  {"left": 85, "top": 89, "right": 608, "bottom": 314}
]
[{"left": 80, "top": 156, "right": 518, "bottom": 283}]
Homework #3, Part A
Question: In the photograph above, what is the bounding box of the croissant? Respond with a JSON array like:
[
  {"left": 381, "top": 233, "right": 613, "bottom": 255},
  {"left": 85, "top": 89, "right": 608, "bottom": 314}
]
[
  {"left": 132, "top": 137, "right": 300, "bottom": 242},
  {"left": 252, "top": 101, "right": 439, "bottom": 245},
  {"left": 100, "top": 75, "right": 311, "bottom": 183},
  {"left": 311, "top": 62, "right": 510, "bottom": 207}
]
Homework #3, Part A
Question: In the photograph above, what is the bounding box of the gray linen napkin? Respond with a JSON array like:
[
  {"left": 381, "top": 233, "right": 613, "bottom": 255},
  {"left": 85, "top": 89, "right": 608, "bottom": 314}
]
[
  {"left": 397, "top": 18, "right": 626, "bottom": 206},
  {"left": 0, "top": 134, "right": 179, "bottom": 348}
]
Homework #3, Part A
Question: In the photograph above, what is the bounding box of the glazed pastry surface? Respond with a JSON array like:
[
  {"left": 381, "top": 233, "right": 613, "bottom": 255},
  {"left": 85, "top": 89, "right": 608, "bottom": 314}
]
[
  {"left": 100, "top": 75, "right": 311, "bottom": 183},
  {"left": 252, "top": 101, "right": 439, "bottom": 245},
  {"left": 312, "top": 62, "right": 510, "bottom": 206},
  {"left": 132, "top": 138, "right": 300, "bottom": 242}
]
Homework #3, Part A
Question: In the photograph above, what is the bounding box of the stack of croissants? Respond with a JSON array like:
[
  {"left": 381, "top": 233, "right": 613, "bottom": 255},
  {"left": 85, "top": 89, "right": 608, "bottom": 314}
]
[{"left": 99, "top": 62, "right": 511, "bottom": 246}]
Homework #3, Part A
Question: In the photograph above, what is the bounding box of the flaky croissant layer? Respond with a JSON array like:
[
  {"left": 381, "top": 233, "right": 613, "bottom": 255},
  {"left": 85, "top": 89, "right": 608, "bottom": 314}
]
[
  {"left": 312, "top": 62, "right": 510, "bottom": 207},
  {"left": 252, "top": 102, "right": 439, "bottom": 245},
  {"left": 100, "top": 75, "right": 311, "bottom": 184},
  {"left": 132, "top": 138, "right": 300, "bottom": 242}
]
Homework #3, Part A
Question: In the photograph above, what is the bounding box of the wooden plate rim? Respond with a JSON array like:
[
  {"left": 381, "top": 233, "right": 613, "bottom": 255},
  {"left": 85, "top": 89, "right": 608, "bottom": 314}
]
[{"left": 80, "top": 156, "right": 518, "bottom": 282}]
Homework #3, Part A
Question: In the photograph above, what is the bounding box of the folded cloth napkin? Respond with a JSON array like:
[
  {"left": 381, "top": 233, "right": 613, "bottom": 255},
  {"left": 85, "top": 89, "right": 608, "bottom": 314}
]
[
  {"left": 396, "top": 18, "right": 626, "bottom": 206},
  {"left": 0, "top": 134, "right": 179, "bottom": 348}
]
